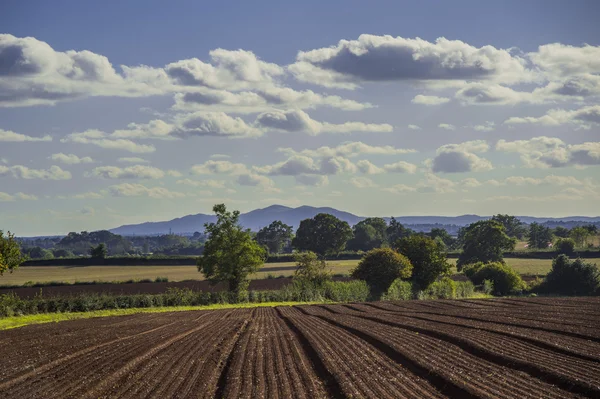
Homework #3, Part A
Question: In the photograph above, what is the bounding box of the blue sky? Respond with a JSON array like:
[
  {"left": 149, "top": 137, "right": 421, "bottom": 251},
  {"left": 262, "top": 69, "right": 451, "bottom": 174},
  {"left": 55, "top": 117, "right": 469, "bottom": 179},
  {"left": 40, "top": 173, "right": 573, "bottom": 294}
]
[{"left": 1, "top": 0, "right": 599, "bottom": 235}]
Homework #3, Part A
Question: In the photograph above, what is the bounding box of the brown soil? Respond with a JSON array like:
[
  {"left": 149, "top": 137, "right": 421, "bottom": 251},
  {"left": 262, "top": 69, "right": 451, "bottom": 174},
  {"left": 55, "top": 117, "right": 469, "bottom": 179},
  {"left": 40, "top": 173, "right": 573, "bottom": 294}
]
[{"left": 1, "top": 297, "right": 599, "bottom": 398}]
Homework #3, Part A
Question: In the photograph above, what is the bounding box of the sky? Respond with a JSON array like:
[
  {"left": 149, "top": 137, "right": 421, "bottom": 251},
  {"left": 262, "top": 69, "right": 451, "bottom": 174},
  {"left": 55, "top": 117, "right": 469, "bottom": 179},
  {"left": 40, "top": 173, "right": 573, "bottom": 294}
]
[{"left": 1, "top": 0, "right": 599, "bottom": 236}]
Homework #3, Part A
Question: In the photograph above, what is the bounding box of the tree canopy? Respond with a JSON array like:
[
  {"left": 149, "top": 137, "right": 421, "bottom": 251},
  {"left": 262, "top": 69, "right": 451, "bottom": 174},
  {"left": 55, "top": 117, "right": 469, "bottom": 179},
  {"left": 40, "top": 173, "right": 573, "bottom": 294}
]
[
  {"left": 457, "top": 220, "right": 516, "bottom": 270},
  {"left": 351, "top": 248, "right": 413, "bottom": 298},
  {"left": 0, "top": 231, "right": 26, "bottom": 275},
  {"left": 491, "top": 214, "right": 526, "bottom": 239},
  {"left": 386, "top": 217, "right": 413, "bottom": 243},
  {"left": 292, "top": 213, "right": 352, "bottom": 256},
  {"left": 256, "top": 220, "right": 293, "bottom": 254},
  {"left": 346, "top": 217, "right": 388, "bottom": 252},
  {"left": 395, "top": 234, "right": 451, "bottom": 289},
  {"left": 197, "top": 204, "right": 266, "bottom": 295},
  {"left": 527, "top": 222, "right": 553, "bottom": 249}
]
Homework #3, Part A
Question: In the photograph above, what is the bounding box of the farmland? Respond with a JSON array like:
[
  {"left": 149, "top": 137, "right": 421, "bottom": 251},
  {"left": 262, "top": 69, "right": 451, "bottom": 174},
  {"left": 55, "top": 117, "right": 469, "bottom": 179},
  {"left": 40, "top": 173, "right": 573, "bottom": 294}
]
[
  {"left": 0, "top": 297, "right": 598, "bottom": 398},
  {"left": 3, "top": 258, "right": 598, "bottom": 287}
]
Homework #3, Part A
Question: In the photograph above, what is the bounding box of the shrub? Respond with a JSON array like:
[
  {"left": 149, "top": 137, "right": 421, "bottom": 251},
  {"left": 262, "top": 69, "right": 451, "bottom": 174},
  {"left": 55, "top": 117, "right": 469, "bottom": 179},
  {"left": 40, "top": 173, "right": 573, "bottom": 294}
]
[
  {"left": 351, "top": 248, "right": 413, "bottom": 298},
  {"left": 323, "top": 280, "right": 370, "bottom": 302},
  {"left": 154, "top": 276, "right": 169, "bottom": 283},
  {"left": 455, "top": 281, "right": 475, "bottom": 298},
  {"left": 420, "top": 277, "right": 456, "bottom": 299},
  {"left": 394, "top": 235, "right": 451, "bottom": 290},
  {"left": 293, "top": 251, "right": 331, "bottom": 288},
  {"left": 539, "top": 255, "right": 600, "bottom": 295},
  {"left": 464, "top": 262, "right": 525, "bottom": 296},
  {"left": 482, "top": 279, "right": 494, "bottom": 295},
  {"left": 555, "top": 238, "right": 576, "bottom": 255},
  {"left": 382, "top": 279, "right": 414, "bottom": 301}
]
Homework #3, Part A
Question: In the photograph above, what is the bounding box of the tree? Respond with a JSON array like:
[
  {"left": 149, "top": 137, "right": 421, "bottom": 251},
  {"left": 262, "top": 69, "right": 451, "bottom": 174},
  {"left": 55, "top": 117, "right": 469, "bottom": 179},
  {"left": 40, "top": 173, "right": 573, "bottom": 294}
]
[
  {"left": 457, "top": 220, "right": 516, "bottom": 270},
  {"left": 395, "top": 235, "right": 451, "bottom": 289},
  {"left": 463, "top": 262, "right": 525, "bottom": 296},
  {"left": 24, "top": 246, "right": 54, "bottom": 259},
  {"left": 256, "top": 220, "right": 293, "bottom": 254},
  {"left": 427, "top": 228, "right": 455, "bottom": 248},
  {"left": 52, "top": 248, "right": 74, "bottom": 258},
  {"left": 553, "top": 226, "right": 570, "bottom": 238},
  {"left": 347, "top": 217, "right": 388, "bottom": 251},
  {"left": 555, "top": 238, "right": 576, "bottom": 255},
  {"left": 540, "top": 255, "right": 600, "bottom": 295},
  {"left": 491, "top": 214, "right": 526, "bottom": 239},
  {"left": 292, "top": 213, "right": 352, "bottom": 256},
  {"left": 351, "top": 248, "right": 413, "bottom": 298},
  {"left": 90, "top": 243, "right": 107, "bottom": 259},
  {"left": 293, "top": 251, "right": 331, "bottom": 287},
  {"left": 197, "top": 204, "right": 266, "bottom": 295},
  {"left": 527, "top": 223, "right": 553, "bottom": 249},
  {"left": 386, "top": 217, "right": 413, "bottom": 243},
  {"left": 0, "top": 231, "right": 26, "bottom": 275},
  {"left": 570, "top": 226, "right": 590, "bottom": 248}
]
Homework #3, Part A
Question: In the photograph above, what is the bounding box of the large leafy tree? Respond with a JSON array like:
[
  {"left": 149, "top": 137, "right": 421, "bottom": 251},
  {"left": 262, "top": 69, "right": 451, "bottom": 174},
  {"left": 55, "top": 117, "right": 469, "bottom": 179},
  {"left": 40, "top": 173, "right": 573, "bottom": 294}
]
[
  {"left": 351, "top": 248, "right": 413, "bottom": 298},
  {"left": 0, "top": 231, "right": 26, "bottom": 275},
  {"left": 395, "top": 234, "right": 451, "bottom": 289},
  {"left": 570, "top": 226, "right": 591, "bottom": 248},
  {"left": 197, "top": 204, "right": 266, "bottom": 295},
  {"left": 292, "top": 213, "right": 352, "bottom": 256},
  {"left": 386, "top": 217, "right": 413, "bottom": 243},
  {"left": 347, "top": 217, "right": 388, "bottom": 251},
  {"left": 256, "top": 220, "right": 293, "bottom": 254},
  {"left": 427, "top": 228, "right": 455, "bottom": 248},
  {"left": 491, "top": 214, "right": 527, "bottom": 239},
  {"left": 457, "top": 220, "right": 516, "bottom": 270},
  {"left": 527, "top": 222, "right": 553, "bottom": 249},
  {"left": 90, "top": 243, "right": 108, "bottom": 259}
]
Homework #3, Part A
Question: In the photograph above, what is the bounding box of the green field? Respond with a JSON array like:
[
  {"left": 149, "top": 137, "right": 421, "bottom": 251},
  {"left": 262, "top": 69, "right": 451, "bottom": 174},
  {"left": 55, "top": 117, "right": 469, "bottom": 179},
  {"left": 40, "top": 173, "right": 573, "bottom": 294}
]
[{"left": 1, "top": 258, "right": 598, "bottom": 287}]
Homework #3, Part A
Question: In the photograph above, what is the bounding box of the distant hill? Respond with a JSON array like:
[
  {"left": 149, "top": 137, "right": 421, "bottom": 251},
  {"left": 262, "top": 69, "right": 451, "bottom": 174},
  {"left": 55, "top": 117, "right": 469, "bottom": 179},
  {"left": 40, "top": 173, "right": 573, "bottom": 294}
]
[{"left": 108, "top": 205, "right": 600, "bottom": 236}]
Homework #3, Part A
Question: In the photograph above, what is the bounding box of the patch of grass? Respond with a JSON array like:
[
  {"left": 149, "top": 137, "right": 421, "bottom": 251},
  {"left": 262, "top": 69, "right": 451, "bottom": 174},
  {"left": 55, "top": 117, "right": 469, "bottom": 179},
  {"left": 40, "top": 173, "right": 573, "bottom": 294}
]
[{"left": 0, "top": 301, "right": 326, "bottom": 330}]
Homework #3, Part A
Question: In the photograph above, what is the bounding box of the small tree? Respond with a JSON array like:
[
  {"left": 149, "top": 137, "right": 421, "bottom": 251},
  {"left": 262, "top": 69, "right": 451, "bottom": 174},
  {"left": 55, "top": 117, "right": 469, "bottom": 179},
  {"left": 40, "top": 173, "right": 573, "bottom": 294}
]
[
  {"left": 555, "top": 238, "right": 576, "bottom": 255},
  {"left": 386, "top": 217, "right": 413, "bottom": 243},
  {"left": 491, "top": 214, "right": 526, "bottom": 239},
  {"left": 395, "top": 234, "right": 451, "bottom": 289},
  {"left": 197, "top": 204, "right": 266, "bottom": 296},
  {"left": 463, "top": 262, "right": 525, "bottom": 296},
  {"left": 90, "top": 243, "right": 107, "bottom": 259},
  {"left": 527, "top": 222, "right": 553, "bottom": 249},
  {"left": 347, "top": 217, "right": 388, "bottom": 252},
  {"left": 0, "top": 230, "right": 26, "bottom": 275},
  {"left": 570, "top": 226, "right": 591, "bottom": 248},
  {"left": 256, "top": 220, "right": 293, "bottom": 254},
  {"left": 292, "top": 213, "right": 352, "bottom": 256},
  {"left": 553, "top": 226, "right": 570, "bottom": 238},
  {"left": 457, "top": 220, "right": 516, "bottom": 271},
  {"left": 293, "top": 251, "right": 331, "bottom": 288},
  {"left": 541, "top": 255, "right": 600, "bottom": 295},
  {"left": 351, "top": 248, "right": 413, "bottom": 298}
]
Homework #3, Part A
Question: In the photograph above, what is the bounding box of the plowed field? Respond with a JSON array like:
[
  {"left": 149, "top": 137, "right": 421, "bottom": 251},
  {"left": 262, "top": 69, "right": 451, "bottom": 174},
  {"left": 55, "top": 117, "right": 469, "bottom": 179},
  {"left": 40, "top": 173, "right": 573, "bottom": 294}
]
[{"left": 1, "top": 297, "right": 599, "bottom": 398}]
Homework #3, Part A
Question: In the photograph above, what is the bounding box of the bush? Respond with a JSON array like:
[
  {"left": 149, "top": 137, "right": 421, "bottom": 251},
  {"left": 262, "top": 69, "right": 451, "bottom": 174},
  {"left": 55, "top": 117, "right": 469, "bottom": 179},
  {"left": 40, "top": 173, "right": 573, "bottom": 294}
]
[
  {"left": 455, "top": 281, "right": 475, "bottom": 298},
  {"left": 351, "top": 248, "right": 413, "bottom": 298},
  {"left": 323, "top": 280, "right": 370, "bottom": 302},
  {"left": 555, "top": 238, "right": 576, "bottom": 255},
  {"left": 539, "top": 255, "right": 599, "bottom": 295},
  {"left": 382, "top": 279, "right": 414, "bottom": 301},
  {"left": 464, "top": 262, "right": 525, "bottom": 296},
  {"left": 154, "top": 276, "right": 169, "bottom": 283},
  {"left": 482, "top": 279, "right": 494, "bottom": 295},
  {"left": 394, "top": 234, "right": 451, "bottom": 290},
  {"left": 293, "top": 251, "right": 331, "bottom": 288},
  {"left": 420, "top": 277, "right": 456, "bottom": 299}
]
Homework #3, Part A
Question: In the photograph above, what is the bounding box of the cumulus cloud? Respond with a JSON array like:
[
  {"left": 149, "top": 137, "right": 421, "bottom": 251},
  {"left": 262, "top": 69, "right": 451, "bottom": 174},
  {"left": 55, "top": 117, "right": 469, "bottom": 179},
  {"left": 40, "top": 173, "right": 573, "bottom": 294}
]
[
  {"left": 173, "top": 112, "right": 262, "bottom": 138},
  {"left": 349, "top": 177, "right": 377, "bottom": 188},
  {"left": 87, "top": 165, "right": 165, "bottom": 179},
  {"left": 50, "top": 153, "right": 93, "bottom": 164},
  {"left": 407, "top": 124, "right": 421, "bottom": 130},
  {"left": 236, "top": 173, "right": 279, "bottom": 192},
  {"left": 0, "top": 192, "right": 38, "bottom": 201},
  {"left": 255, "top": 109, "right": 392, "bottom": 135},
  {"left": 0, "top": 128, "right": 51, "bottom": 142},
  {"left": 384, "top": 174, "right": 457, "bottom": 194},
  {"left": 461, "top": 178, "right": 482, "bottom": 187},
  {"left": 411, "top": 95, "right": 450, "bottom": 105},
  {"left": 294, "top": 174, "right": 329, "bottom": 186},
  {"left": 496, "top": 136, "right": 600, "bottom": 168},
  {"left": 61, "top": 130, "right": 156, "bottom": 153},
  {"left": 118, "top": 157, "right": 149, "bottom": 163},
  {"left": 278, "top": 141, "right": 416, "bottom": 158},
  {"left": 255, "top": 155, "right": 358, "bottom": 177},
  {"left": 108, "top": 183, "right": 186, "bottom": 199},
  {"left": 0, "top": 165, "right": 71, "bottom": 180},
  {"left": 290, "top": 34, "right": 533, "bottom": 88},
  {"left": 431, "top": 140, "right": 492, "bottom": 173},
  {"left": 438, "top": 123, "right": 456, "bottom": 130},
  {"left": 356, "top": 160, "right": 385, "bottom": 174},
  {"left": 489, "top": 175, "right": 591, "bottom": 187},
  {"left": 382, "top": 161, "right": 418, "bottom": 173},
  {"left": 190, "top": 160, "right": 249, "bottom": 175},
  {"left": 176, "top": 178, "right": 226, "bottom": 188},
  {"left": 504, "top": 105, "right": 600, "bottom": 128},
  {"left": 454, "top": 83, "right": 541, "bottom": 105},
  {"left": 472, "top": 121, "right": 495, "bottom": 132}
]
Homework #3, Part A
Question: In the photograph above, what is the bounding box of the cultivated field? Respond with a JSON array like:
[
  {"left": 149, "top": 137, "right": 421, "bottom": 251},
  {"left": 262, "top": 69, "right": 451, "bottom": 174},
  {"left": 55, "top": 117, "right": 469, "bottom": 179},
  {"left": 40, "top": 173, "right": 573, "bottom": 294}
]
[
  {"left": 0, "top": 297, "right": 598, "bottom": 398},
  {"left": 3, "top": 258, "right": 597, "bottom": 287}
]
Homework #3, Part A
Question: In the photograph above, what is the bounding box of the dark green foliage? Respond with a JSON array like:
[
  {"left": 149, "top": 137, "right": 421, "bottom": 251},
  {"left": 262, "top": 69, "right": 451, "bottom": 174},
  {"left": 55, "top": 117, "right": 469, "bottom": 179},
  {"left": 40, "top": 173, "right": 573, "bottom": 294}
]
[
  {"left": 457, "top": 220, "right": 516, "bottom": 270},
  {"left": 383, "top": 278, "right": 475, "bottom": 300},
  {"left": 539, "top": 255, "right": 600, "bottom": 295},
  {"left": 527, "top": 222, "right": 553, "bottom": 249},
  {"left": 427, "top": 228, "right": 456, "bottom": 248},
  {"left": 491, "top": 214, "right": 526, "bottom": 239},
  {"left": 555, "top": 238, "right": 575, "bottom": 255},
  {"left": 154, "top": 276, "right": 169, "bottom": 283},
  {"left": 293, "top": 251, "right": 331, "bottom": 288},
  {"left": 292, "top": 213, "right": 353, "bottom": 256},
  {"left": 553, "top": 226, "right": 570, "bottom": 238},
  {"left": 395, "top": 234, "right": 451, "bottom": 289},
  {"left": 463, "top": 262, "right": 524, "bottom": 296},
  {"left": 386, "top": 217, "right": 413, "bottom": 243},
  {"left": 59, "top": 230, "right": 133, "bottom": 256},
  {"left": 256, "top": 220, "right": 293, "bottom": 254},
  {"left": 22, "top": 247, "right": 54, "bottom": 260},
  {"left": 351, "top": 248, "right": 413, "bottom": 298},
  {"left": 347, "top": 217, "right": 388, "bottom": 251},
  {"left": 1, "top": 231, "right": 27, "bottom": 275},
  {"left": 570, "top": 226, "right": 591, "bottom": 248},
  {"left": 90, "top": 243, "right": 107, "bottom": 259},
  {"left": 197, "top": 204, "right": 266, "bottom": 297},
  {"left": 52, "top": 248, "right": 74, "bottom": 258}
]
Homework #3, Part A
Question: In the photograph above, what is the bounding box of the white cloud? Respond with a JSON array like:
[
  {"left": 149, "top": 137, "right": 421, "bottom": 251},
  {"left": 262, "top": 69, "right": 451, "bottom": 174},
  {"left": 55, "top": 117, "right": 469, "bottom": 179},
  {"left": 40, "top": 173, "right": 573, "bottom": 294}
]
[
  {"left": 290, "top": 34, "right": 533, "bottom": 88},
  {"left": 384, "top": 174, "right": 457, "bottom": 195},
  {"left": 383, "top": 161, "right": 418, "bottom": 174},
  {"left": 0, "top": 128, "right": 51, "bottom": 142},
  {"left": 496, "top": 136, "right": 600, "bottom": 168},
  {"left": 61, "top": 130, "right": 156, "bottom": 153},
  {"left": 0, "top": 192, "right": 38, "bottom": 201},
  {"left": 0, "top": 165, "right": 71, "bottom": 180},
  {"left": 461, "top": 178, "right": 482, "bottom": 188},
  {"left": 174, "top": 112, "right": 262, "bottom": 138},
  {"left": 108, "top": 183, "right": 186, "bottom": 199},
  {"left": 454, "top": 83, "right": 541, "bottom": 105},
  {"left": 87, "top": 165, "right": 165, "bottom": 179},
  {"left": 407, "top": 124, "right": 421, "bottom": 130},
  {"left": 118, "top": 157, "right": 149, "bottom": 163},
  {"left": 294, "top": 174, "right": 329, "bottom": 186},
  {"left": 356, "top": 160, "right": 384, "bottom": 174},
  {"left": 176, "top": 179, "right": 226, "bottom": 188},
  {"left": 472, "top": 121, "right": 495, "bottom": 132},
  {"left": 209, "top": 154, "right": 231, "bottom": 159},
  {"left": 255, "top": 109, "right": 392, "bottom": 135},
  {"left": 489, "top": 175, "right": 593, "bottom": 187},
  {"left": 411, "top": 95, "right": 450, "bottom": 105},
  {"left": 431, "top": 140, "right": 492, "bottom": 173},
  {"left": 278, "top": 141, "right": 416, "bottom": 158},
  {"left": 167, "top": 170, "right": 182, "bottom": 177},
  {"left": 190, "top": 160, "right": 249, "bottom": 175},
  {"left": 438, "top": 123, "right": 456, "bottom": 130},
  {"left": 349, "top": 177, "right": 377, "bottom": 188},
  {"left": 72, "top": 191, "right": 104, "bottom": 199},
  {"left": 236, "top": 173, "right": 279, "bottom": 192},
  {"left": 50, "top": 153, "right": 93, "bottom": 164},
  {"left": 504, "top": 105, "right": 600, "bottom": 128}
]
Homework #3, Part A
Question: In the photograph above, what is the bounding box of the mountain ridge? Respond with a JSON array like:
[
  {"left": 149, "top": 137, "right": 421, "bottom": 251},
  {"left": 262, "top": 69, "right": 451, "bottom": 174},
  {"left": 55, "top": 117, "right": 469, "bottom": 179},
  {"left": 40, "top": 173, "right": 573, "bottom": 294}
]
[{"left": 109, "top": 204, "right": 600, "bottom": 236}]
